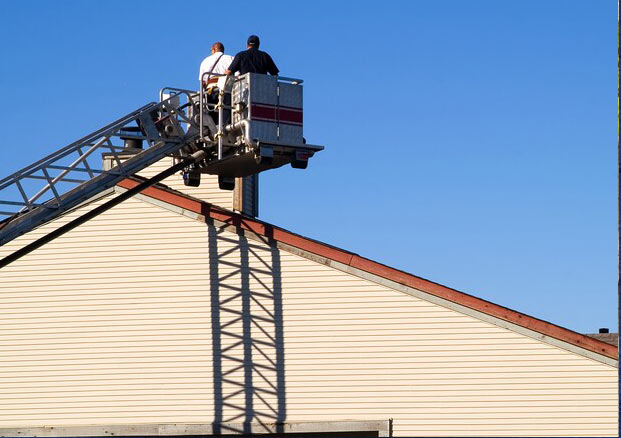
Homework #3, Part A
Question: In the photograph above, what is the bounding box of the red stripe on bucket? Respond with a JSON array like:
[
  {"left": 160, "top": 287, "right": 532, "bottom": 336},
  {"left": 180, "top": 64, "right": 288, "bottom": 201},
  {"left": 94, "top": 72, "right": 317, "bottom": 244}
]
[{"left": 251, "top": 103, "right": 303, "bottom": 126}]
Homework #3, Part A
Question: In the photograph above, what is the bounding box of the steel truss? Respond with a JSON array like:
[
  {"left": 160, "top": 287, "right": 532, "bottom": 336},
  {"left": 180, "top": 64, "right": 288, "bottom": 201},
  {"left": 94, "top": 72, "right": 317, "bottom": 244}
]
[{"left": 0, "top": 96, "right": 194, "bottom": 247}]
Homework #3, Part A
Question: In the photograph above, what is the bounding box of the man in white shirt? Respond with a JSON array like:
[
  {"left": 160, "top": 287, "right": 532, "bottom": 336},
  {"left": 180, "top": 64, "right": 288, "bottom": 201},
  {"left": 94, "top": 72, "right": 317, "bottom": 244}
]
[
  {"left": 198, "top": 42, "right": 234, "bottom": 132},
  {"left": 199, "top": 42, "right": 233, "bottom": 91}
]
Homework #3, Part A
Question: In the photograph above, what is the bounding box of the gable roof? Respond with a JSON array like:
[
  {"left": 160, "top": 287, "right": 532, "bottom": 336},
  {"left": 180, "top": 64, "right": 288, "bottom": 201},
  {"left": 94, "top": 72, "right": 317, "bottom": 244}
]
[{"left": 116, "top": 178, "right": 618, "bottom": 362}]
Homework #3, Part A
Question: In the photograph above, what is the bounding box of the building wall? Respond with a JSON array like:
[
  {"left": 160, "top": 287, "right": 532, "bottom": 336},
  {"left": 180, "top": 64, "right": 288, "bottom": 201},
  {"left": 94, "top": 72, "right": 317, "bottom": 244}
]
[
  {"left": 0, "top": 194, "right": 617, "bottom": 437},
  {"left": 130, "top": 157, "right": 258, "bottom": 216},
  {"left": 131, "top": 157, "right": 235, "bottom": 211}
]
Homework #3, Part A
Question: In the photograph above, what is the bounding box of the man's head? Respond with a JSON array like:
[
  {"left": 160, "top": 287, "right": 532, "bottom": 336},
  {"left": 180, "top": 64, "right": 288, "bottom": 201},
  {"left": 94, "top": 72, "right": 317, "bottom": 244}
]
[
  {"left": 247, "top": 35, "right": 260, "bottom": 49},
  {"left": 211, "top": 42, "right": 224, "bottom": 55}
]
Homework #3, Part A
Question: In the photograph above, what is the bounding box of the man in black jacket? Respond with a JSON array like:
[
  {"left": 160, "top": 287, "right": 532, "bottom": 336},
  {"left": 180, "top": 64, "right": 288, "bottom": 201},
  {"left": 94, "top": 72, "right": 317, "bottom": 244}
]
[{"left": 225, "top": 35, "right": 279, "bottom": 76}]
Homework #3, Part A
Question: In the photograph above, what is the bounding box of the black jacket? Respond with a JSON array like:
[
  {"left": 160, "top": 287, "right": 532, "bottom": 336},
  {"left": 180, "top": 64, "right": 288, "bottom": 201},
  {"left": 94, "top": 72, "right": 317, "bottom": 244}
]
[{"left": 228, "top": 48, "right": 279, "bottom": 75}]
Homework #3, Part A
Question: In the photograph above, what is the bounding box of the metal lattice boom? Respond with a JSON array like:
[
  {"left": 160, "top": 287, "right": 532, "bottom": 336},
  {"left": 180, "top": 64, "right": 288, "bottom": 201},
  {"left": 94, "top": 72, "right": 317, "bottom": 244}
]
[{"left": 0, "top": 97, "right": 194, "bottom": 247}]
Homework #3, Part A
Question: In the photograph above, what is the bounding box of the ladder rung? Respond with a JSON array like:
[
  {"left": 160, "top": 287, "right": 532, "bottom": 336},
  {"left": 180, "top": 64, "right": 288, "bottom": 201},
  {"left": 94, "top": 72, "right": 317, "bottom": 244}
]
[
  {"left": 90, "top": 144, "right": 129, "bottom": 151},
  {"left": 24, "top": 175, "right": 86, "bottom": 184},
  {"left": 47, "top": 165, "right": 103, "bottom": 174},
  {"left": 0, "top": 200, "right": 41, "bottom": 207}
]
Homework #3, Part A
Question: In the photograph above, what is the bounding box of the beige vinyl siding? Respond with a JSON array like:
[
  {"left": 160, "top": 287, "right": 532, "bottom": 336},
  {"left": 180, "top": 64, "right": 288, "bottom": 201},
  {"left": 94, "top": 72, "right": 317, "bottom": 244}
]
[
  {"left": 116, "top": 156, "right": 234, "bottom": 210},
  {"left": 0, "top": 194, "right": 617, "bottom": 437}
]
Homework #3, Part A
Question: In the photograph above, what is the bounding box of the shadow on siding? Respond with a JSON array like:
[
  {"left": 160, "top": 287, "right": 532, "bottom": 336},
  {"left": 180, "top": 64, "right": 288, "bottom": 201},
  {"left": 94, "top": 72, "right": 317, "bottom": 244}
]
[{"left": 208, "top": 222, "right": 286, "bottom": 435}]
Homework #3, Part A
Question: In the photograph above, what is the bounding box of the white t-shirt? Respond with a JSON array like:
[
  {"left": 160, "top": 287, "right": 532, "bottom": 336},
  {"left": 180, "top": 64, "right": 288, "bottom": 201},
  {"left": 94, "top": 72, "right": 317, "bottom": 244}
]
[{"left": 199, "top": 52, "right": 234, "bottom": 90}]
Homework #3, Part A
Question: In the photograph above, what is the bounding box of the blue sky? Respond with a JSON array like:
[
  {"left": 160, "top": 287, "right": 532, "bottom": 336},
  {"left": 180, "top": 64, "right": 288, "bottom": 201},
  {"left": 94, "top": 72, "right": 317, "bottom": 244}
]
[{"left": 0, "top": 0, "right": 616, "bottom": 333}]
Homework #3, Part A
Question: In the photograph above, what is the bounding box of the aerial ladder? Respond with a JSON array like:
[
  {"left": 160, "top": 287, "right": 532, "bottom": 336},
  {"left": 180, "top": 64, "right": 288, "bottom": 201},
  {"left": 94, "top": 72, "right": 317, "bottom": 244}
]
[{"left": 0, "top": 73, "right": 323, "bottom": 252}]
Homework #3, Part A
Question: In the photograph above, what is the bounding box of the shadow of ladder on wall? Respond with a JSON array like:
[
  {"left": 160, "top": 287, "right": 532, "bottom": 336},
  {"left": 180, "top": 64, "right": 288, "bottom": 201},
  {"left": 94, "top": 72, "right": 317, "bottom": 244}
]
[{"left": 208, "top": 222, "right": 286, "bottom": 435}]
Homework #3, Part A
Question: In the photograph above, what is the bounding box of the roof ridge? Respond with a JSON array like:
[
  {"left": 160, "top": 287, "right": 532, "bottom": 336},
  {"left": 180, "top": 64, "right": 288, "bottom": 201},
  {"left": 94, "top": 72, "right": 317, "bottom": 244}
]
[{"left": 116, "top": 178, "right": 618, "bottom": 362}]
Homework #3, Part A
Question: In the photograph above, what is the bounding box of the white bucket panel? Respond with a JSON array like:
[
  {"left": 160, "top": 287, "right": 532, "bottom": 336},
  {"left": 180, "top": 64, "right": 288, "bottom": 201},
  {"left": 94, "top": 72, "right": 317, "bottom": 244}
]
[
  {"left": 278, "top": 82, "right": 303, "bottom": 109},
  {"left": 249, "top": 74, "right": 278, "bottom": 106}
]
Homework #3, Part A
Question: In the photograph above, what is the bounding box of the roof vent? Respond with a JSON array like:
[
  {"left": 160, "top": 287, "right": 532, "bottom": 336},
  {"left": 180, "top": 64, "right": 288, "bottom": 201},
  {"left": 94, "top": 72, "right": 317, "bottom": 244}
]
[{"left": 599, "top": 328, "right": 609, "bottom": 334}]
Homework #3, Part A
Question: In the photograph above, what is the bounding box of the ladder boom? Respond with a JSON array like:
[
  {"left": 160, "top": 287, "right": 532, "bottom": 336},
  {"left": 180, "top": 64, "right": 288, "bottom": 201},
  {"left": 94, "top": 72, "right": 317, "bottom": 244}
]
[{"left": 0, "top": 99, "right": 190, "bottom": 246}]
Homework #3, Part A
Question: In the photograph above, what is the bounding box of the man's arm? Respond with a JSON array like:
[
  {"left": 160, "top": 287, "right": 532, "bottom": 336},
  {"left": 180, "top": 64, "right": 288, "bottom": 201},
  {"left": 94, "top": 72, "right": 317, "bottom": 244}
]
[
  {"left": 199, "top": 58, "right": 209, "bottom": 83},
  {"left": 225, "top": 53, "right": 241, "bottom": 76},
  {"left": 266, "top": 54, "right": 279, "bottom": 76}
]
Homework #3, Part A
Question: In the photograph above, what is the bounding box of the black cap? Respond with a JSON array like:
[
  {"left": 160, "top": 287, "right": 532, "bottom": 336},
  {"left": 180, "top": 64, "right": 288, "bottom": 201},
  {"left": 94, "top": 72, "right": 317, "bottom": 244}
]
[{"left": 247, "top": 35, "right": 260, "bottom": 47}]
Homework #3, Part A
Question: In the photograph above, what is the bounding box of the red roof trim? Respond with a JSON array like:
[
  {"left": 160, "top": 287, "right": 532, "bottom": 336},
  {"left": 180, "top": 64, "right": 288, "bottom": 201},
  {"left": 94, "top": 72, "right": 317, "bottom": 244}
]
[{"left": 117, "top": 179, "right": 619, "bottom": 361}]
